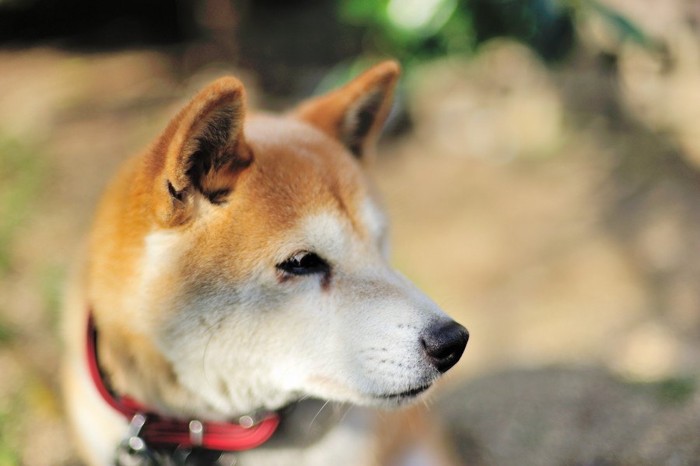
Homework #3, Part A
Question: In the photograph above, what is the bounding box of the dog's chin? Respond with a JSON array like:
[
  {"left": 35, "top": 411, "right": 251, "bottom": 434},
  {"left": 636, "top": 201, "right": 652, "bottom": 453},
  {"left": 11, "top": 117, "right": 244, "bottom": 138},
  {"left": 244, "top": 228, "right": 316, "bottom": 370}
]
[
  {"left": 302, "top": 375, "right": 436, "bottom": 409},
  {"left": 362, "top": 382, "right": 434, "bottom": 408}
]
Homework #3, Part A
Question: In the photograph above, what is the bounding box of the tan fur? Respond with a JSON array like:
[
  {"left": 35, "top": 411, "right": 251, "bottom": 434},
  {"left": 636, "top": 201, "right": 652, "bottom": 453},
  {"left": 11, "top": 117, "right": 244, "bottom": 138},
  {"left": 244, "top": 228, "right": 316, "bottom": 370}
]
[
  {"left": 295, "top": 61, "right": 400, "bottom": 161},
  {"left": 63, "top": 60, "right": 464, "bottom": 466}
]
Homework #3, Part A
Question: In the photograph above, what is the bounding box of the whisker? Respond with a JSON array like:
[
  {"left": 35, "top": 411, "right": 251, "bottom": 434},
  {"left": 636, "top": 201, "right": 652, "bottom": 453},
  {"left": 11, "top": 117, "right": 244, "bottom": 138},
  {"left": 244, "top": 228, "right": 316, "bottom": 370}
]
[
  {"left": 308, "top": 400, "right": 330, "bottom": 432},
  {"left": 202, "top": 314, "right": 226, "bottom": 387},
  {"left": 338, "top": 404, "right": 354, "bottom": 424}
]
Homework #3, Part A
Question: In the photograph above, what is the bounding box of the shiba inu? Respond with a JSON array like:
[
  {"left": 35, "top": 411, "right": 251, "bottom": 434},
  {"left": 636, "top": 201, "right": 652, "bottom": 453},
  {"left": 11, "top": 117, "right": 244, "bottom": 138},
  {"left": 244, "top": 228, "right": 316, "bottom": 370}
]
[{"left": 62, "top": 60, "right": 468, "bottom": 466}]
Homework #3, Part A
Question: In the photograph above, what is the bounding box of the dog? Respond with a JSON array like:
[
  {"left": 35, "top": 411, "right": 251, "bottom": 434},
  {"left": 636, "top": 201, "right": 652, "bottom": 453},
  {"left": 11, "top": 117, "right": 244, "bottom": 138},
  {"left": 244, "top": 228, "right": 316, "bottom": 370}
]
[{"left": 62, "top": 60, "right": 469, "bottom": 466}]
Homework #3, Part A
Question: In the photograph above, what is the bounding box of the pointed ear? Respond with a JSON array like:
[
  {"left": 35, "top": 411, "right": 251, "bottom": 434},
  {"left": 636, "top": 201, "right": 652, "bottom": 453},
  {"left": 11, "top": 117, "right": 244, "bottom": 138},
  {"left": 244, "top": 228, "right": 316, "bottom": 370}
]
[
  {"left": 152, "top": 77, "right": 253, "bottom": 227},
  {"left": 295, "top": 60, "right": 400, "bottom": 160}
]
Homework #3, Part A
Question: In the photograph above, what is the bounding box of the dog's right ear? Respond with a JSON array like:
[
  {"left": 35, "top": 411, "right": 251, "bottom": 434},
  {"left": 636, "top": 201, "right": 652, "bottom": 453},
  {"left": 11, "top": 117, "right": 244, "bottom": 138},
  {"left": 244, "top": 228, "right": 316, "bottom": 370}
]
[{"left": 149, "top": 77, "right": 252, "bottom": 227}]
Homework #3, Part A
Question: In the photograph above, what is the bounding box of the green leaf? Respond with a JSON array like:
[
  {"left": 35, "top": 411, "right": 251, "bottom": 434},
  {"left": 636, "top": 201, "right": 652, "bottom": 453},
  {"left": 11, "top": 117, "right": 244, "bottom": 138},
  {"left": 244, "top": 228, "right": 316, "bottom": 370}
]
[
  {"left": 339, "top": 0, "right": 387, "bottom": 23},
  {"left": 587, "top": 0, "right": 656, "bottom": 48}
]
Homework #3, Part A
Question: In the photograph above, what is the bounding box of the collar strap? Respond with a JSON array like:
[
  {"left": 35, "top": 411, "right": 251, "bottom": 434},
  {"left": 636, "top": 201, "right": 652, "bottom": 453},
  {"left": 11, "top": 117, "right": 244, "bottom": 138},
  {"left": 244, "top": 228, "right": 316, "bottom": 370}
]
[{"left": 86, "top": 312, "right": 280, "bottom": 451}]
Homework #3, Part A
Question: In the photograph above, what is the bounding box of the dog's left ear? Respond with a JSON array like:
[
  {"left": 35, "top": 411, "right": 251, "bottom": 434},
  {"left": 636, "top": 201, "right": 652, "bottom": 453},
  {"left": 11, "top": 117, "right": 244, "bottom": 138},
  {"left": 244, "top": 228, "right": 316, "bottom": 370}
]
[
  {"left": 151, "top": 77, "right": 252, "bottom": 227},
  {"left": 295, "top": 60, "right": 400, "bottom": 161}
]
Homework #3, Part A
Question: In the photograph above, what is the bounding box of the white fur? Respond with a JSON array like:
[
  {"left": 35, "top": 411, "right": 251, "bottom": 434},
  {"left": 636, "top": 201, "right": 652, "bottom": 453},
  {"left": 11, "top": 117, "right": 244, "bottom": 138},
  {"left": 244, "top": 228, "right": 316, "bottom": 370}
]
[
  {"left": 360, "top": 197, "right": 391, "bottom": 258},
  {"left": 142, "top": 230, "right": 181, "bottom": 284},
  {"left": 64, "top": 350, "right": 125, "bottom": 466},
  {"left": 153, "top": 208, "right": 450, "bottom": 425}
]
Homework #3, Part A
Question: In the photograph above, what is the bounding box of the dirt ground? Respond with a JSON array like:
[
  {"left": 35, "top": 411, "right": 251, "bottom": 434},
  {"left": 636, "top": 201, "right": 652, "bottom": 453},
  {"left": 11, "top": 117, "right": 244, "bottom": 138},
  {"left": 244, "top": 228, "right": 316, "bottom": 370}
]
[{"left": 2, "top": 11, "right": 700, "bottom": 463}]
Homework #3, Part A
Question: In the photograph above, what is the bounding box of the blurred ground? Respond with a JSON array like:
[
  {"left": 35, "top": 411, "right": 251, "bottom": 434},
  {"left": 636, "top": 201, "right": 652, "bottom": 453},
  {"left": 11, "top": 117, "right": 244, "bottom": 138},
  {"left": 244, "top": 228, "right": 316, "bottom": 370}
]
[
  {"left": 438, "top": 367, "right": 700, "bottom": 465},
  {"left": 2, "top": 2, "right": 700, "bottom": 463}
]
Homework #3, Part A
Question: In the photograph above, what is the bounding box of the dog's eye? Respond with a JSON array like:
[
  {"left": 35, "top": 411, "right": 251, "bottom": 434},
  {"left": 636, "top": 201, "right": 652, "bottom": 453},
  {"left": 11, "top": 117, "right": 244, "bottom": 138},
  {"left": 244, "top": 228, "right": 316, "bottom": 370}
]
[{"left": 277, "top": 252, "right": 330, "bottom": 276}]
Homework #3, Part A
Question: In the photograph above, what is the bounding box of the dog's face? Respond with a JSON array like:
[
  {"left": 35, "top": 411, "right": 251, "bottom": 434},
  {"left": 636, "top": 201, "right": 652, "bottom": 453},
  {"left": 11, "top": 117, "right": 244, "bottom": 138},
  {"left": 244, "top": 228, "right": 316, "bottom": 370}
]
[{"left": 105, "top": 62, "right": 467, "bottom": 418}]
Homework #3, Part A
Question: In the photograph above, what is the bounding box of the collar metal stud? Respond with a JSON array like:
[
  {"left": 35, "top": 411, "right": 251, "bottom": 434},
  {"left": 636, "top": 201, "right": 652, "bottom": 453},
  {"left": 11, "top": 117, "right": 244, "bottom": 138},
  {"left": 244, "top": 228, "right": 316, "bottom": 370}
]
[
  {"left": 189, "top": 420, "right": 204, "bottom": 446},
  {"left": 238, "top": 415, "right": 255, "bottom": 429}
]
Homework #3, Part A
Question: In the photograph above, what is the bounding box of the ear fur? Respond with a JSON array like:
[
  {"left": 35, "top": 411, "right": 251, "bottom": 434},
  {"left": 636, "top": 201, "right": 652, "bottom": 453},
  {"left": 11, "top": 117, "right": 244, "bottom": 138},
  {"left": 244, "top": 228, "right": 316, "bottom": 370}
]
[
  {"left": 295, "top": 60, "right": 400, "bottom": 160},
  {"left": 152, "top": 77, "right": 252, "bottom": 227}
]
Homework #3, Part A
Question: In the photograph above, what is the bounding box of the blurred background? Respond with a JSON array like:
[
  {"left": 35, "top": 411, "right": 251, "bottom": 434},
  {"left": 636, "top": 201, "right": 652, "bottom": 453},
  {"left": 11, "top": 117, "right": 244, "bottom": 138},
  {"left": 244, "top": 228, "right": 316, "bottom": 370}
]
[{"left": 1, "top": 0, "right": 700, "bottom": 464}]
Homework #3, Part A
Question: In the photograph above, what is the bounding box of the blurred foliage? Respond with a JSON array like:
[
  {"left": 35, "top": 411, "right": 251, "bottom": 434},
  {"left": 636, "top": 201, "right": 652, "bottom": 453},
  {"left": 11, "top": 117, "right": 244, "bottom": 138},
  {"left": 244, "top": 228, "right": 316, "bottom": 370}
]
[
  {"left": 0, "top": 136, "right": 44, "bottom": 465},
  {"left": 41, "top": 264, "right": 66, "bottom": 333},
  {"left": 338, "top": 0, "right": 574, "bottom": 65},
  {"left": 654, "top": 377, "right": 696, "bottom": 405},
  {"left": 626, "top": 376, "right": 697, "bottom": 406},
  {"left": 0, "top": 394, "right": 21, "bottom": 466},
  {"left": 339, "top": 0, "right": 474, "bottom": 63},
  {"left": 0, "top": 136, "right": 44, "bottom": 275},
  {"left": 0, "top": 321, "right": 15, "bottom": 346},
  {"left": 0, "top": 376, "right": 55, "bottom": 466},
  {"left": 336, "top": 0, "right": 655, "bottom": 68},
  {"left": 582, "top": 0, "right": 658, "bottom": 49}
]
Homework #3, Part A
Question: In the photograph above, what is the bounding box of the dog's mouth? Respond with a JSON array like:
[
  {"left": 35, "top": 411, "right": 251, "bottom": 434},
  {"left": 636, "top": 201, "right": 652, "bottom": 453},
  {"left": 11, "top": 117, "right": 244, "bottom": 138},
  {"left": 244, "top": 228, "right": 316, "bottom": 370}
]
[{"left": 377, "top": 383, "right": 432, "bottom": 401}]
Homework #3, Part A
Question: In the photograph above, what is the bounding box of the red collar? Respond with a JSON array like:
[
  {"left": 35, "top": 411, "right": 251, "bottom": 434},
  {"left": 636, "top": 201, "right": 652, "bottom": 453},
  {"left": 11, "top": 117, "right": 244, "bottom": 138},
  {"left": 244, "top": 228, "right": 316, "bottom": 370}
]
[{"left": 86, "top": 313, "right": 280, "bottom": 451}]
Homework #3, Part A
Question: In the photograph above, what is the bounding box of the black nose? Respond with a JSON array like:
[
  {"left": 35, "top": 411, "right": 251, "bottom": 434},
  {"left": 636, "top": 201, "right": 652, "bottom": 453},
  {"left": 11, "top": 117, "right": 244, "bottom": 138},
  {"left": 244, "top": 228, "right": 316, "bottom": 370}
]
[{"left": 421, "top": 321, "right": 469, "bottom": 373}]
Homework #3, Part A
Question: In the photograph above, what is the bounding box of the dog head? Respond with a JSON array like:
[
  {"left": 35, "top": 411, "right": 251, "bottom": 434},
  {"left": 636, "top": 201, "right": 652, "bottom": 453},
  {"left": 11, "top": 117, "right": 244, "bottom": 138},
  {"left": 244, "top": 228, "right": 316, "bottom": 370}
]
[{"left": 91, "top": 61, "right": 468, "bottom": 419}]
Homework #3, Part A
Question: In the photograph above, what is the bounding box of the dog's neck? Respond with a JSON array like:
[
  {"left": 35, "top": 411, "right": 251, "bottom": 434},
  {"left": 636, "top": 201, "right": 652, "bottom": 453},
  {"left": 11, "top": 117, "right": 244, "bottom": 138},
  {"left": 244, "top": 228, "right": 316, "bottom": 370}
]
[
  {"left": 89, "top": 312, "right": 346, "bottom": 457},
  {"left": 264, "top": 399, "right": 349, "bottom": 448},
  {"left": 96, "top": 323, "right": 210, "bottom": 418}
]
